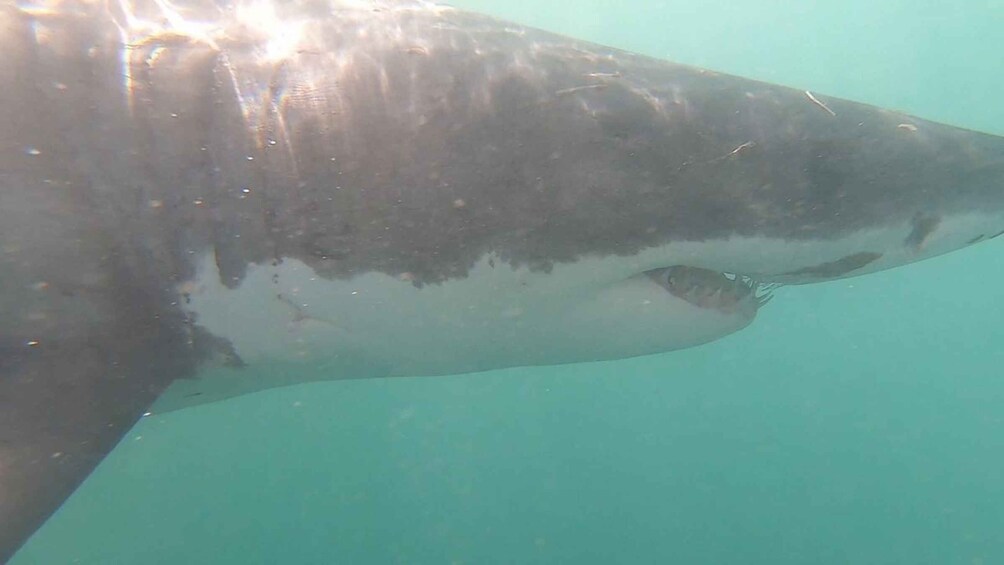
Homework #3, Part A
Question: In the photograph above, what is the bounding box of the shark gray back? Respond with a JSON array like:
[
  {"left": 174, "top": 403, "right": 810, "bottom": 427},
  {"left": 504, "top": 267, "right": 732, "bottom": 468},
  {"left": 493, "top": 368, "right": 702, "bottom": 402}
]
[{"left": 2, "top": 0, "right": 1003, "bottom": 561}]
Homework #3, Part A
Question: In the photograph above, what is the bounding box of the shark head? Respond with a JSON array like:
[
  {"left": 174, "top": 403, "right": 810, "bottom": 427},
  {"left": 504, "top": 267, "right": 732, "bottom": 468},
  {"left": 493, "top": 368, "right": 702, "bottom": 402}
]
[{"left": 146, "top": 1, "right": 1004, "bottom": 389}]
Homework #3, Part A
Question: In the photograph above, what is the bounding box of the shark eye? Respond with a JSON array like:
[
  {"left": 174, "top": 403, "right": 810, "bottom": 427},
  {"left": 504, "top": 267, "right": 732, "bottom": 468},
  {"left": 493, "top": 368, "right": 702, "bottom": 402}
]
[{"left": 649, "top": 266, "right": 685, "bottom": 289}]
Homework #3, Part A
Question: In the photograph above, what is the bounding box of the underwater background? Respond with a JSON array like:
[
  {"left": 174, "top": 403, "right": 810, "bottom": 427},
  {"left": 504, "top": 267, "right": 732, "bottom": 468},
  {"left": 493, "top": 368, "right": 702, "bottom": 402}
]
[{"left": 13, "top": 0, "right": 1004, "bottom": 563}]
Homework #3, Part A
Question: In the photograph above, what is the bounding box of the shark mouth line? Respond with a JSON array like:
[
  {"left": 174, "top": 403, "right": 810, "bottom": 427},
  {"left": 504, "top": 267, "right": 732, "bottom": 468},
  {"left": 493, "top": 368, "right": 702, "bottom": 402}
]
[{"left": 647, "top": 266, "right": 778, "bottom": 314}]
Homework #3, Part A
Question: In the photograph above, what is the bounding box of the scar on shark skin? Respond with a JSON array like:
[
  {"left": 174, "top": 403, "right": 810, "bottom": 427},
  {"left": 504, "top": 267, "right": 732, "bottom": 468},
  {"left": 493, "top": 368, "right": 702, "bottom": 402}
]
[
  {"left": 673, "top": 140, "right": 759, "bottom": 171},
  {"left": 804, "top": 90, "right": 837, "bottom": 117},
  {"left": 276, "top": 293, "right": 336, "bottom": 327},
  {"left": 555, "top": 84, "right": 608, "bottom": 96},
  {"left": 723, "top": 141, "right": 756, "bottom": 159}
]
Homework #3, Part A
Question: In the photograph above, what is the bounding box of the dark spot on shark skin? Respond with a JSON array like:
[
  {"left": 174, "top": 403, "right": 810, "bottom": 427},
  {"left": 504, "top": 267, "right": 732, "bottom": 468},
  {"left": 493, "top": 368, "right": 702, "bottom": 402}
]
[
  {"left": 189, "top": 325, "right": 246, "bottom": 369},
  {"left": 783, "top": 251, "right": 883, "bottom": 278},
  {"left": 214, "top": 242, "right": 249, "bottom": 290},
  {"left": 990, "top": 229, "right": 1004, "bottom": 240},
  {"left": 967, "top": 234, "right": 985, "bottom": 245},
  {"left": 905, "top": 213, "right": 941, "bottom": 250}
]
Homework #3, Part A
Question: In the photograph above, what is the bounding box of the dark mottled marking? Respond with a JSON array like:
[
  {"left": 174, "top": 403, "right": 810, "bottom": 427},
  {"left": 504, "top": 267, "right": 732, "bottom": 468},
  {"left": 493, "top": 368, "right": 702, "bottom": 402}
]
[
  {"left": 783, "top": 251, "right": 883, "bottom": 278},
  {"left": 905, "top": 214, "right": 941, "bottom": 250}
]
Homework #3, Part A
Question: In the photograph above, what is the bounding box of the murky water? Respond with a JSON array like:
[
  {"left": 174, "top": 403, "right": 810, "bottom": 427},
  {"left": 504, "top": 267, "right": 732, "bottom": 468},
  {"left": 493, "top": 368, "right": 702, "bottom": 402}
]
[{"left": 12, "top": 1, "right": 1004, "bottom": 563}]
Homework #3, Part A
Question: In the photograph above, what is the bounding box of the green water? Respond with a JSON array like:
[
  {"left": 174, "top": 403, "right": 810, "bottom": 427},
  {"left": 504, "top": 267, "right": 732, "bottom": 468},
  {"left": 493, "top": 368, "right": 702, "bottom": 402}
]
[{"left": 14, "top": 1, "right": 1004, "bottom": 563}]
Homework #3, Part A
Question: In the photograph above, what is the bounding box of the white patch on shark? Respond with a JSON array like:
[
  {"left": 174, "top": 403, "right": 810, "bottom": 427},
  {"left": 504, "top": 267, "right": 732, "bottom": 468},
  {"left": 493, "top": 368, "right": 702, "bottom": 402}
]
[
  {"left": 178, "top": 211, "right": 1000, "bottom": 384},
  {"left": 180, "top": 252, "right": 753, "bottom": 380}
]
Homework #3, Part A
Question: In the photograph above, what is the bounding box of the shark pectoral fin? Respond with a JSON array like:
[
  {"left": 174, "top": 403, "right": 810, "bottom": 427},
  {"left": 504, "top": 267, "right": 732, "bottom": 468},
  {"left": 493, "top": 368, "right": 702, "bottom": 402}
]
[
  {"left": 0, "top": 328, "right": 190, "bottom": 562},
  {"left": 0, "top": 155, "right": 197, "bottom": 561}
]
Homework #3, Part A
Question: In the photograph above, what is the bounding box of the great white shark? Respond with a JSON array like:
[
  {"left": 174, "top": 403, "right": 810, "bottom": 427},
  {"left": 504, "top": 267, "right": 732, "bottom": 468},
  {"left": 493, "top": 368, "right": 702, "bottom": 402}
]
[{"left": 1, "top": 0, "right": 1002, "bottom": 560}]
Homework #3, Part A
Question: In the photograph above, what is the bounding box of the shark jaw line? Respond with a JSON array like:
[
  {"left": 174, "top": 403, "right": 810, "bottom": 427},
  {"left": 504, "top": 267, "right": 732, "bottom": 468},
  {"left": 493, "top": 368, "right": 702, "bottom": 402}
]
[{"left": 646, "top": 265, "right": 777, "bottom": 317}]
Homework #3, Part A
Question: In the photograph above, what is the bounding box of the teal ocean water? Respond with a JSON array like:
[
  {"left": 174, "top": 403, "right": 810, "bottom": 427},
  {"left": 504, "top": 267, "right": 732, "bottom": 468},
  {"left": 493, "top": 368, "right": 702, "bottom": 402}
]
[{"left": 14, "top": 1, "right": 1004, "bottom": 563}]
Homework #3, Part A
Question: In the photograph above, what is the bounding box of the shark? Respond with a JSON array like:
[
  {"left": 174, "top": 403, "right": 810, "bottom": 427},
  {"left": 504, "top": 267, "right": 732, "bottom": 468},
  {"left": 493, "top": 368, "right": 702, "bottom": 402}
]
[{"left": 1, "top": 0, "right": 1003, "bottom": 560}]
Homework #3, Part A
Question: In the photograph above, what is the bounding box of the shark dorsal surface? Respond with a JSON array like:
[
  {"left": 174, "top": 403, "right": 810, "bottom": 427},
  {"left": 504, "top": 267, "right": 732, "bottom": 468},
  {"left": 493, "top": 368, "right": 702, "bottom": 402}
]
[{"left": 1, "top": 0, "right": 1003, "bottom": 561}]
